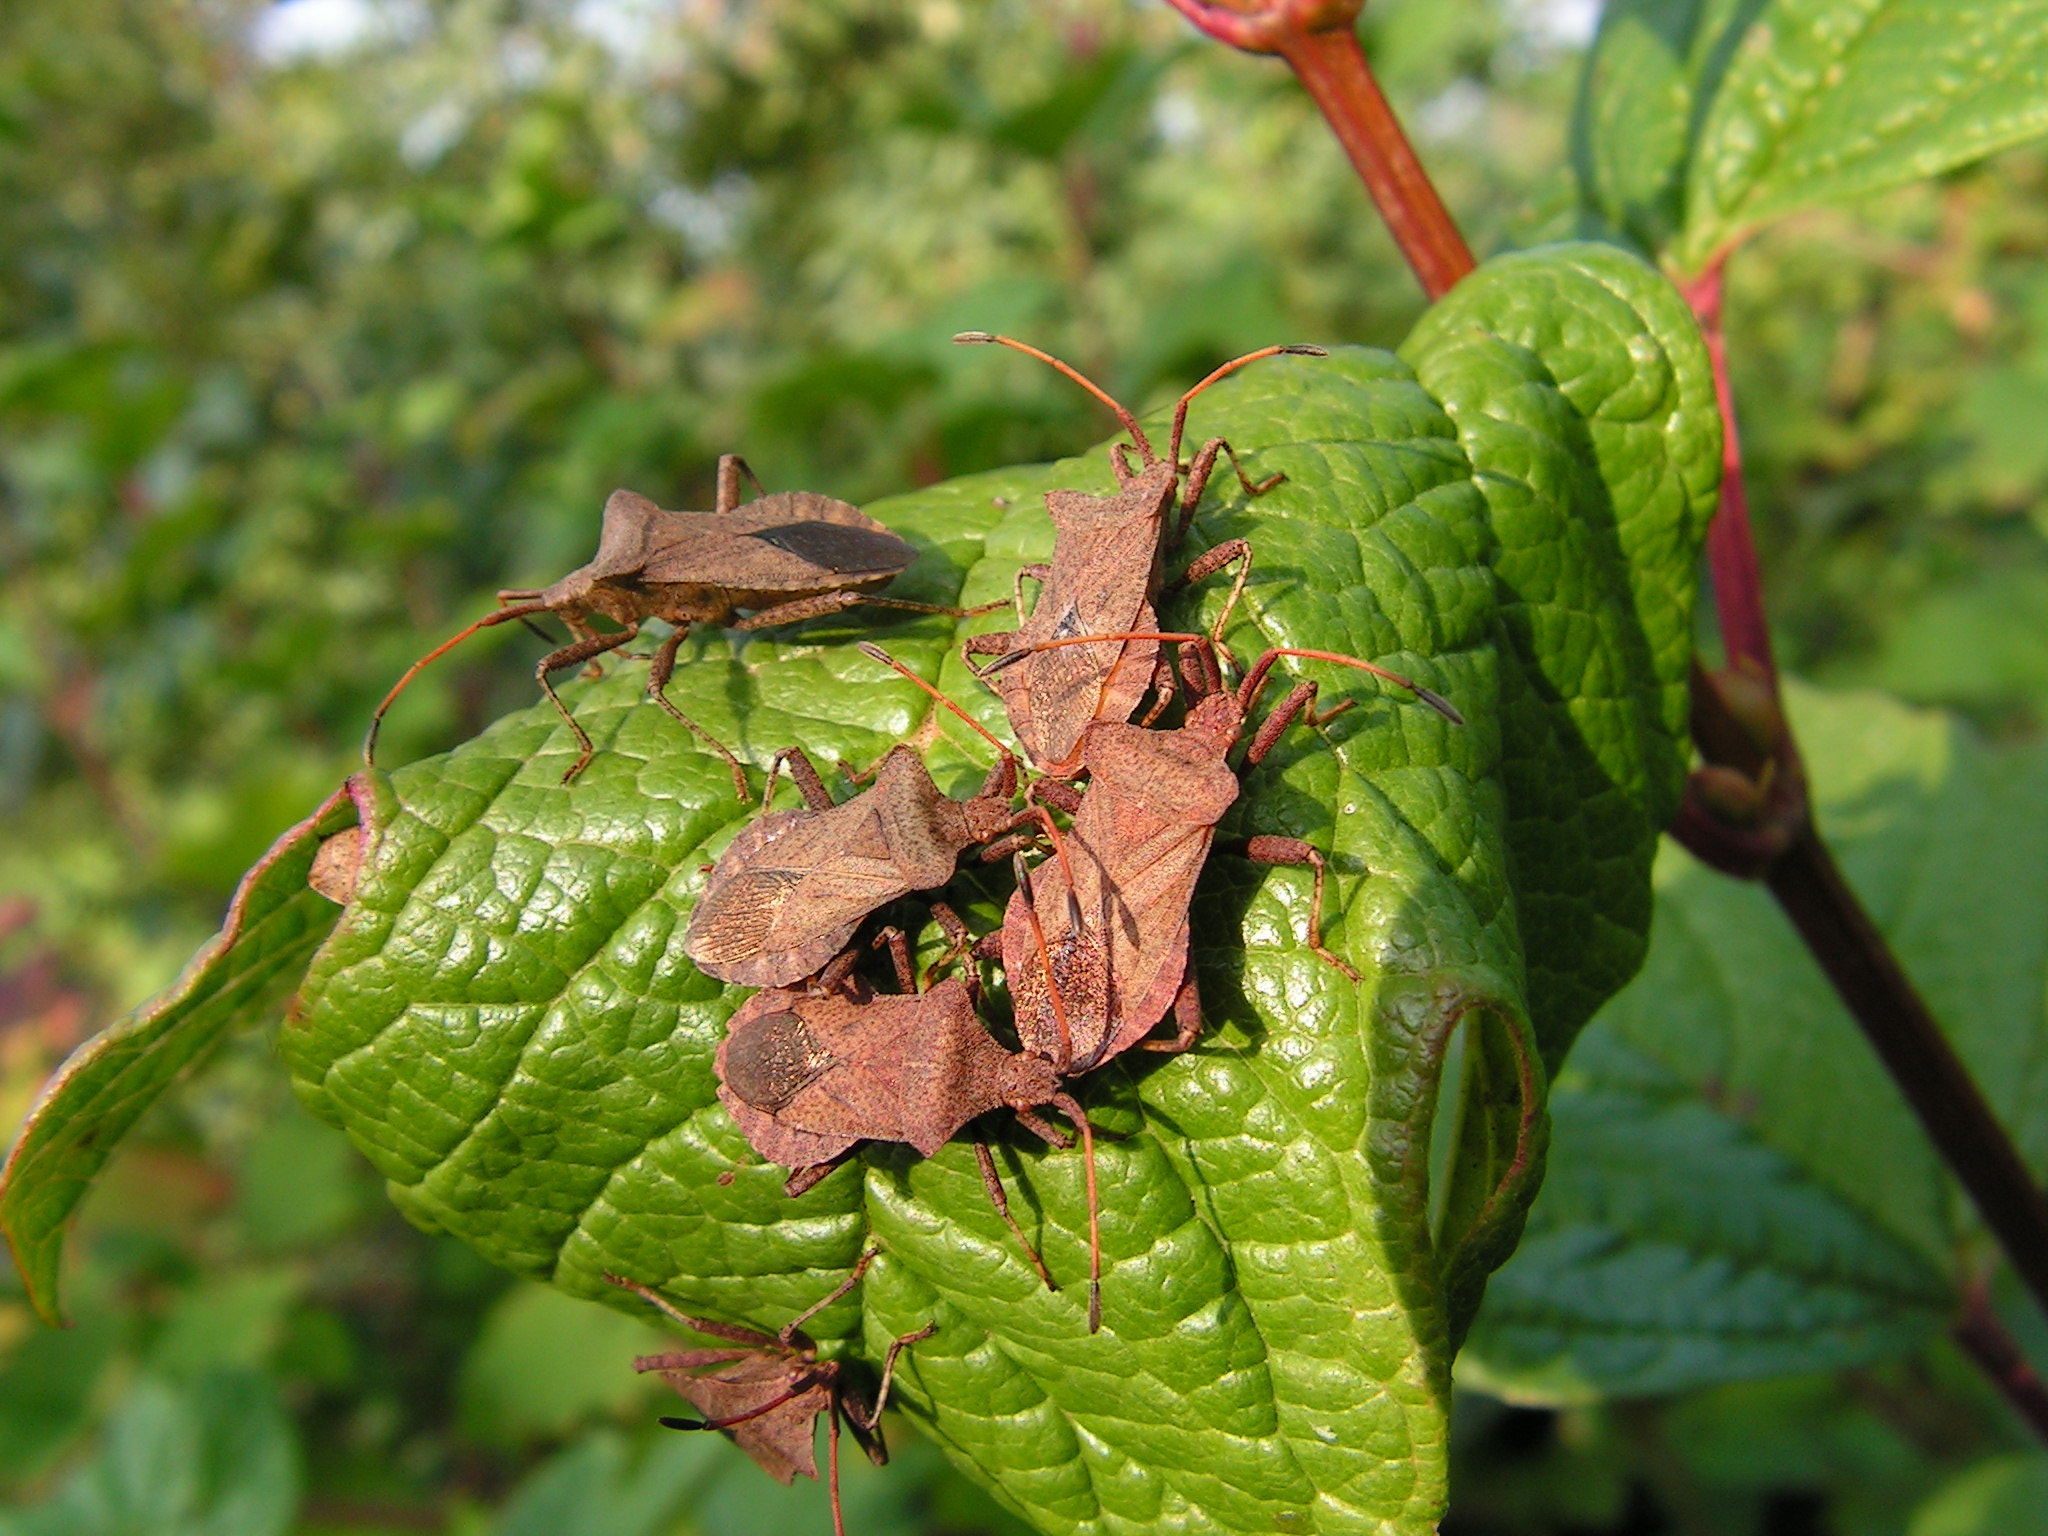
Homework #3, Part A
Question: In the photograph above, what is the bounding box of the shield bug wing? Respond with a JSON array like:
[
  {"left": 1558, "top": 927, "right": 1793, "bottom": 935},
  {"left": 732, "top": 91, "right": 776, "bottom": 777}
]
[
  {"left": 658, "top": 1351, "right": 833, "bottom": 1485},
  {"left": 683, "top": 747, "right": 982, "bottom": 989},
  {"left": 716, "top": 990, "right": 862, "bottom": 1170},
  {"left": 743, "top": 518, "right": 916, "bottom": 581},
  {"left": 685, "top": 804, "right": 905, "bottom": 988}
]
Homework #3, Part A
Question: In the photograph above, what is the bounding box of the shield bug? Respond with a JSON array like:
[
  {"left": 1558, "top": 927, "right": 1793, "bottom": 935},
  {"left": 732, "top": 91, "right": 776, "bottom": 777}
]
[
  {"left": 953, "top": 334, "right": 1325, "bottom": 776},
  {"left": 365, "top": 455, "right": 991, "bottom": 795},
  {"left": 715, "top": 893, "right": 1107, "bottom": 1329},
  {"left": 994, "top": 631, "right": 1462, "bottom": 1072},
  {"left": 610, "top": 1252, "right": 935, "bottom": 1536}
]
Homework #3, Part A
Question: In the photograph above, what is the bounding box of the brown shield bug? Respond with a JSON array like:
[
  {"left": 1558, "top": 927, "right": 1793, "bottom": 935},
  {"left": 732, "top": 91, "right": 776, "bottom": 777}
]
[
  {"left": 609, "top": 1251, "right": 935, "bottom": 1536},
  {"left": 365, "top": 455, "right": 992, "bottom": 795},
  {"left": 993, "top": 631, "right": 1462, "bottom": 1073},
  {"left": 681, "top": 643, "right": 1063, "bottom": 989},
  {"left": 715, "top": 893, "right": 1109, "bottom": 1331},
  {"left": 953, "top": 334, "right": 1325, "bottom": 777}
]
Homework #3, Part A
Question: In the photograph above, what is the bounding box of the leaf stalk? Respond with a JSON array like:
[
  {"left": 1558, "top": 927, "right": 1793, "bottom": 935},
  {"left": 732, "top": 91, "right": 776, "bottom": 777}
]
[{"left": 1674, "top": 265, "right": 2048, "bottom": 1393}]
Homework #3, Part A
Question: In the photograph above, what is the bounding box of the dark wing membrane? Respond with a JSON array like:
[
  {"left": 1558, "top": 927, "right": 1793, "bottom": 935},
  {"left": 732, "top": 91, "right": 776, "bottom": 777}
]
[
  {"left": 722, "top": 1007, "right": 836, "bottom": 1112},
  {"left": 742, "top": 520, "right": 913, "bottom": 577}
]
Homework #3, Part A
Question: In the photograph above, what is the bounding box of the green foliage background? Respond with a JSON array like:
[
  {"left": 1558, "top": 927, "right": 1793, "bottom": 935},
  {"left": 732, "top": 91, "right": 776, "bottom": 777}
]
[{"left": 5, "top": 0, "right": 2048, "bottom": 1532}]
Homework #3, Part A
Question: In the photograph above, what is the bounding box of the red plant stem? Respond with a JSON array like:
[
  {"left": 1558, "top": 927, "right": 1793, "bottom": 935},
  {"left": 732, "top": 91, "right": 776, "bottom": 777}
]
[
  {"left": 1158, "top": 0, "right": 1474, "bottom": 300},
  {"left": 1277, "top": 28, "right": 1475, "bottom": 300},
  {"left": 1953, "top": 1288, "right": 2048, "bottom": 1446},
  {"left": 1766, "top": 828, "right": 2048, "bottom": 1324},
  {"left": 1682, "top": 260, "right": 1778, "bottom": 682}
]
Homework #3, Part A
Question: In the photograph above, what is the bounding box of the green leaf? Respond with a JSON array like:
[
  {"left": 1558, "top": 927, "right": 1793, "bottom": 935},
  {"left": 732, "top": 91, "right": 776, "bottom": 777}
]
[
  {"left": 21, "top": 244, "right": 1719, "bottom": 1533},
  {"left": 1575, "top": 0, "right": 2048, "bottom": 272},
  {"left": 0, "top": 1372, "right": 300, "bottom": 1536},
  {"left": 281, "top": 346, "right": 1520, "bottom": 1535},
  {"left": 0, "top": 785, "right": 359, "bottom": 1324},
  {"left": 1910, "top": 1453, "right": 2048, "bottom": 1536},
  {"left": 1462, "top": 684, "right": 2048, "bottom": 1400},
  {"left": 1403, "top": 242, "right": 1722, "bottom": 1065},
  {"left": 459, "top": 1283, "right": 668, "bottom": 1447}
]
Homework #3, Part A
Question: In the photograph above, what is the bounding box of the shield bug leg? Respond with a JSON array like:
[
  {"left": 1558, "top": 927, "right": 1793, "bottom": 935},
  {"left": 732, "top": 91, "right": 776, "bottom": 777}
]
[
  {"left": 777, "top": 1246, "right": 878, "bottom": 1345},
  {"left": 715, "top": 452, "right": 767, "bottom": 514},
  {"left": 1172, "top": 536, "right": 1253, "bottom": 656},
  {"left": 1172, "top": 437, "right": 1284, "bottom": 550},
  {"left": 762, "top": 745, "right": 839, "bottom": 812},
  {"left": 1052, "top": 1092, "right": 1102, "bottom": 1333},
  {"left": 785, "top": 1159, "right": 846, "bottom": 1198},
  {"left": 868, "top": 926, "right": 916, "bottom": 994},
  {"left": 1138, "top": 965, "right": 1205, "bottom": 1054},
  {"left": 1011, "top": 563, "right": 1050, "bottom": 623},
  {"left": 1243, "top": 835, "right": 1361, "bottom": 983},
  {"left": 536, "top": 623, "right": 642, "bottom": 784},
  {"left": 861, "top": 1319, "right": 938, "bottom": 1429},
  {"left": 647, "top": 623, "right": 749, "bottom": 799},
  {"left": 924, "top": 903, "right": 978, "bottom": 990},
  {"left": 974, "top": 1141, "right": 1057, "bottom": 1291},
  {"left": 810, "top": 945, "right": 871, "bottom": 998},
  {"left": 603, "top": 1274, "right": 776, "bottom": 1347}
]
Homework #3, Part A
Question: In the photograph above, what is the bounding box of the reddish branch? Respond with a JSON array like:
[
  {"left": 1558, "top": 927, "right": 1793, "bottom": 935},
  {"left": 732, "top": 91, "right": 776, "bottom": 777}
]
[
  {"left": 1162, "top": 0, "right": 2048, "bottom": 1441},
  {"left": 1955, "top": 1288, "right": 2048, "bottom": 1444},
  {"left": 1161, "top": 0, "right": 1474, "bottom": 299},
  {"left": 1680, "top": 262, "right": 1778, "bottom": 681}
]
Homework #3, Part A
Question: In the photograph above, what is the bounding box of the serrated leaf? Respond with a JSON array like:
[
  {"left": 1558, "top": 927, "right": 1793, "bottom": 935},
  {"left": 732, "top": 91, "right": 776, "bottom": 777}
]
[
  {"left": 1576, "top": 0, "right": 2048, "bottom": 271},
  {"left": 14, "top": 244, "right": 1720, "bottom": 1534},
  {"left": 1463, "top": 684, "right": 2048, "bottom": 1401},
  {"left": 281, "top": 348, "right": 1520, "bottom": 1535},
  {"left": 1403, "top": 242, "right": 1721, "bottom": 1065},
  {"left": 0, "top": 785, "right": 359, "bottom": 1324}
]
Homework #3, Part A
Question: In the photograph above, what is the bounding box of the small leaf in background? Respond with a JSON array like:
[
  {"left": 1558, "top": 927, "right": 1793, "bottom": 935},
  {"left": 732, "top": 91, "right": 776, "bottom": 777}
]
[
  {"left": 0, "top": 1372, "right": 299, "bottom": 1536},
  {"left": 0, "top": 1304, "right": 119, "bottom": 1492},
  {"left": 459, "top": 1283, "right": 667, "bottom": 1448},
  {"left": 1464, "top": 684, "right": 2048, "bottom": 1399},
  {"left": 484, "top": 1430, "right": 722, "bottom": 1536},
  {"left": 0, "top": 785, "right": 358, "bottom": 1324},
  {"left": 1910, "top": 1452, "right": 2048, "bottom": 1536},
  {"left": 232, "top": 1108, "right": 366, "bottom": 1255},
  {"left": 1575, "top": 0, "right": 2048, "bottom": 271},
  {"left": 149, "top": 1268, "right": 304, "bottom": 1380}
]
